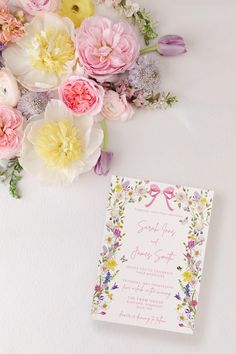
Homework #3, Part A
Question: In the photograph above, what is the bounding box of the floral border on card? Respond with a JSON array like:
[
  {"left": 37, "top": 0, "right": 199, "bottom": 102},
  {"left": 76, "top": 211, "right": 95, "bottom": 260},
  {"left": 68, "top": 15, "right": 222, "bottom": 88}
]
[
  {"left": 174, "top": 187, "right": 213, "bottom": 330},
  {"left": 92, "top": 176, "right": 149, "bottom": 315},
  {"left": 92, "top": 176, "right": 213, "bottom": 328}
]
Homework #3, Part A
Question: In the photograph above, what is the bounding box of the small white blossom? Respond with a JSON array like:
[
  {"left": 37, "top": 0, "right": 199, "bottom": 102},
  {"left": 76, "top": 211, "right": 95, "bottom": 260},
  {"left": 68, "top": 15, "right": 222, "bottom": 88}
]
[{"left": 123, "top": 0, "right": 140, "bottom": 17}]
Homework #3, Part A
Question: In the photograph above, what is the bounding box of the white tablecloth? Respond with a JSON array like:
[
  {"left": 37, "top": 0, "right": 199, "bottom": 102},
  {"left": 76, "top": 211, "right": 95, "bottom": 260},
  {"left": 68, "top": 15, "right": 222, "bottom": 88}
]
[{"left": 1, "top": 0, "right": 236, "bottom": 353}]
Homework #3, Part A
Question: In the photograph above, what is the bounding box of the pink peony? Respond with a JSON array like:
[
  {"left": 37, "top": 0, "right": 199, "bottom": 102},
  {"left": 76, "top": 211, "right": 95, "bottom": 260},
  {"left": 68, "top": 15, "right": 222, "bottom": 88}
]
[
  {"left": 0, "top": 105, "right": 24, "bottom": 159},
  {"left": 101, "top": 90, "right": 134, "bottom": 122},
  {"left": 76, "top": 16, "right": 139, "bottom": 81},
  {"left": 59, "top": 76, "right": 104, "bottom": 116},
  {"left": 16, "top": 0, "right": 59, "bottom": 15}
]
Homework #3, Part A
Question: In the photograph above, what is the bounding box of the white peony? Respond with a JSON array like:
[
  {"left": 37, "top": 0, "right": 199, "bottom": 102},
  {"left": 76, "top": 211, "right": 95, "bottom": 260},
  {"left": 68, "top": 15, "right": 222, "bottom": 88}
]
[
  {"left": 2, "top": 13, "right": 76, "bottom": 92},
  {"left": 19, "top": 99, "right": 103, "bottom": 185}
]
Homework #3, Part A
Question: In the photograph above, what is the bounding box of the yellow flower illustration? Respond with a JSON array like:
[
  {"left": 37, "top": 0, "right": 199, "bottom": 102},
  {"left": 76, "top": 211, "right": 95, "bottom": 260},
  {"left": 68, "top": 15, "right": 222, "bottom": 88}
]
[
  {"left": 115, "top": 184, "right": 122, "bottom": 192},
  {"left": 200, "top": 197, "right": 207, "bottom": 204},
  {"left": 108, "top": 294, "right": 113, "bottom": 300},
  {"left": 188, "top": 234, "right": 195, "bottom": 240},
  {"left": 182, "top": 270, "right": 193, "bottom": 282},
  {"left": 106, "top": 259, "right": 117, "bottom": 271},
  {"left": 59, "top": 0, "right": 94, "bottom": 27},
  {"left": 177, "top": 304, "right": 182, "bottom": 310}
]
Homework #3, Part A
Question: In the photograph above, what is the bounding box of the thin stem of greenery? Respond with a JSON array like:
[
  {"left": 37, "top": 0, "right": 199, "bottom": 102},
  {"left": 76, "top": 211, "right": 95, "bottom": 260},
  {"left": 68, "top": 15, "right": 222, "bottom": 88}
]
[
  {"left": 0, "top": 157, "right": 23, "bottom": 199},
  {"left": 140, "top": 44, "right": 159, "bottom": 55},
  {"left": 134, "top": 9, "right": 158, "bottom": 45},
  {"left": 101, "top": 119, "right": 108, "bottom": 151}
]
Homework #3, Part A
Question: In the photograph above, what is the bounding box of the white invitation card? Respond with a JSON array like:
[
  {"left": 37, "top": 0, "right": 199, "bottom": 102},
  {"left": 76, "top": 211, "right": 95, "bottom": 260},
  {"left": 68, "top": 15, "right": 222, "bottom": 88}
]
[{"left": 92, "top": 176, "right": 214, "bottom": 334}]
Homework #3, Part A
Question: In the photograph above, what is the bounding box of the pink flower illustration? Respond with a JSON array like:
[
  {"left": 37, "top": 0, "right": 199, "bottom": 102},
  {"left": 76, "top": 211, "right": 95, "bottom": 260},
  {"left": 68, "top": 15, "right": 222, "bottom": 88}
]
[
  {"left": 188, "top": 240, "right": 195, "bottom": 248},
  {"left": 190, "top": 300, "right": 198, "bottom": 308}
]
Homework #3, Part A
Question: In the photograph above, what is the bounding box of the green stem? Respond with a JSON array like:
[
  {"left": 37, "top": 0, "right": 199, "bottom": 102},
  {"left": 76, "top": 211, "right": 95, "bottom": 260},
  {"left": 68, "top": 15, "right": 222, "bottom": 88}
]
[
  {"left": 140, "top": 44, "right": 159, "bottom": 55},
  {"left": 101, "top": 119, "right": 108, "bottom": 151}
]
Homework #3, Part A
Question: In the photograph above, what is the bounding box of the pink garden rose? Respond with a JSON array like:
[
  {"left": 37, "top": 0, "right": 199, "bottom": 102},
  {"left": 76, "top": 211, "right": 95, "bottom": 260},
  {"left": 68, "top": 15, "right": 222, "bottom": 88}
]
[
  {"left": 16, "top": 0, "right": 59, "bottom": 15},
  {"left": 0, "top": 105, "right": 24, "bottom": 159},
  {"left": 59, "top": 76, "right": 105, "bottom": 116},
  {"left": 101, "top": 90, "right": 134, "bottom": 122},
  {"left": 76, "top": 16, "right": 139, "bottom": 81}
]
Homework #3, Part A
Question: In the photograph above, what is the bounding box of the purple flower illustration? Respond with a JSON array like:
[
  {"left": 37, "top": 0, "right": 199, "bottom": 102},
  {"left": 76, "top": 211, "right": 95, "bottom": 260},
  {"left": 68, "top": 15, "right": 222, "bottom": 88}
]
[
  {"left": 112, "top": 283, "right": 119, "bottom": 290},
  {"left": 175, "top": 293, "right": 181, "bottom": 300}
]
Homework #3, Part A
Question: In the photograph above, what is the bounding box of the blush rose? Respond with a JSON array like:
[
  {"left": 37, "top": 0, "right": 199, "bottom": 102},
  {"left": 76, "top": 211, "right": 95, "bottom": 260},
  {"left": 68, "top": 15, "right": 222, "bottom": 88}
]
[{"left": 101, "top": 90, "right": 134, "bottom": 122}]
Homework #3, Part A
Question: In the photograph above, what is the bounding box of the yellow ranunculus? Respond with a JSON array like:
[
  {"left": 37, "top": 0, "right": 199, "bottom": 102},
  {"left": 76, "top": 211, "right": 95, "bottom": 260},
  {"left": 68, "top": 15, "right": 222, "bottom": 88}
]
[
  {"left": 182, "top": 271, "right": 193, "bottom": 282},
  {"left": 59, "top": 0, "right": 94, "bottom": 27}
]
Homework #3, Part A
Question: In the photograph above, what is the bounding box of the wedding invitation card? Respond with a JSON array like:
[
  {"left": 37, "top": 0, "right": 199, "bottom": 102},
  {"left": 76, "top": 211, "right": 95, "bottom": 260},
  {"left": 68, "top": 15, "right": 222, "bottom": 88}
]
[{"left": 92, "top": 176, "right": 214, "bottom": 334}]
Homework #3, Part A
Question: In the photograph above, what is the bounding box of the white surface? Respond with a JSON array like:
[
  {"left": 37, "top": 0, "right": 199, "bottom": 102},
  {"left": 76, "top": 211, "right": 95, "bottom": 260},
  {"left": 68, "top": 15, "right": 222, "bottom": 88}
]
[{"left": 0, "top": 0, "right": 236, "bottom": 353}]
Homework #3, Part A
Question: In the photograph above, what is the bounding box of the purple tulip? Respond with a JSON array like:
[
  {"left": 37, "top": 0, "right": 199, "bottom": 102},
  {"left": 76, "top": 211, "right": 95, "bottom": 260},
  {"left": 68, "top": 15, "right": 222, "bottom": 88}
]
[
  {"left": 158, "top": 35, "right": 187, "bottom": 56},
  {"left": 94, "top": 150, "right": 113, "bottom": 176}
]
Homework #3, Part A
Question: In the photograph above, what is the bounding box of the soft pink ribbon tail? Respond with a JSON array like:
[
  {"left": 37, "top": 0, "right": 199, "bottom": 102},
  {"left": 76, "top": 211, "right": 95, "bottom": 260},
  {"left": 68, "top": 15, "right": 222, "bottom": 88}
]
[
  {"left": 163, "top": 187, "right": 175, "bottom": 211},
  {"left": 145, "top": 184, "right": 160, "bottom": 207}
]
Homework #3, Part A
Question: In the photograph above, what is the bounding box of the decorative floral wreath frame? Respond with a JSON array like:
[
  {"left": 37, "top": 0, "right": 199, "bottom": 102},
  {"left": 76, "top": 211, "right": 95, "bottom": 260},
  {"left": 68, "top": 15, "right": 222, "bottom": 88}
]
[{"left": 92, "top": 177, "right": 213, "bottom": 332}]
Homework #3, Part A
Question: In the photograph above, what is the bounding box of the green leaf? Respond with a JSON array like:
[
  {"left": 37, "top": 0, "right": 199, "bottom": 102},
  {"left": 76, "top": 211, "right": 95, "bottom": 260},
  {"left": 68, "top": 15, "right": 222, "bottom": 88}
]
[
  {"left": 0, "top": 157, "right": 23, "bottom": 198},
  {"left": 8, "top": 158, "right": 23, "bottom": 199}
]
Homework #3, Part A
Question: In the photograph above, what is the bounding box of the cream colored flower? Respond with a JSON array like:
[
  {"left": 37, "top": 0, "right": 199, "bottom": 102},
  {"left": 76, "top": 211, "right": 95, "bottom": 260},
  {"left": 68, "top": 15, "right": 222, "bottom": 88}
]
[
  {"left": 0, "top": 68, "right": 20, "bottom": 106},
  {"left": 2, "top": 13, "right": 76, "bottom": 91},
  {"left": 19, "top": 99, "right": 103, "bottom": 185}
]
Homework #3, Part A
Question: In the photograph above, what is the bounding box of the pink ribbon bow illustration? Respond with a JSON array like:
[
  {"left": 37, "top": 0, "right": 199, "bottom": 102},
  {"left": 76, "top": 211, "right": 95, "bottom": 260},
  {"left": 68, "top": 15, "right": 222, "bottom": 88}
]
[{"left": 145, "top": 184, "right": 175, "bottom": 210}]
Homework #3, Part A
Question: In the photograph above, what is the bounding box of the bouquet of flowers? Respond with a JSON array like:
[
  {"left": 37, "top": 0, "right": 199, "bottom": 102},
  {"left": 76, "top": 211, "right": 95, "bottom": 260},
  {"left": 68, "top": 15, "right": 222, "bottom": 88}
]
[{"left": 0, "top": 0, "right": 186, "bottom": 198}]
